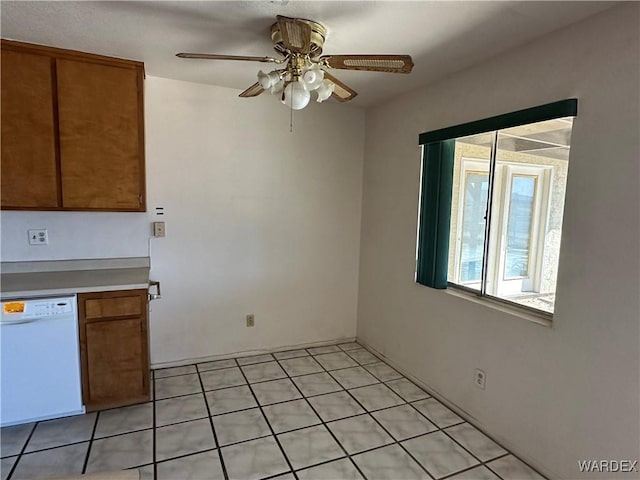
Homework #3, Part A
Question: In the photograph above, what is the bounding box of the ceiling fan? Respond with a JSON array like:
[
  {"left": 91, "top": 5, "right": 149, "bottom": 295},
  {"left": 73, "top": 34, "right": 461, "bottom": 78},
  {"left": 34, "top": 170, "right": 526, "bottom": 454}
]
[{"left": 176, "top": 15, "right": 414, "bottom": 110}]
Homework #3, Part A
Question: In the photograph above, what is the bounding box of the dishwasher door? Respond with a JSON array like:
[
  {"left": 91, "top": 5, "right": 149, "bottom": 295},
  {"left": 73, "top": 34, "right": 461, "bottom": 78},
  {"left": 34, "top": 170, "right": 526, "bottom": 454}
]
[{"left": 0, "top": 296, "right": 84, "bottom": 426}]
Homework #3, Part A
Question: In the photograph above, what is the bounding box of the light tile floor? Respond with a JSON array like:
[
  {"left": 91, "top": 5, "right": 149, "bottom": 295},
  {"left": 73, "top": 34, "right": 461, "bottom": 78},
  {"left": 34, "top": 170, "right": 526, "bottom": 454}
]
[{"left": 0, "top": 343, "right": 545, "bottom": 480}]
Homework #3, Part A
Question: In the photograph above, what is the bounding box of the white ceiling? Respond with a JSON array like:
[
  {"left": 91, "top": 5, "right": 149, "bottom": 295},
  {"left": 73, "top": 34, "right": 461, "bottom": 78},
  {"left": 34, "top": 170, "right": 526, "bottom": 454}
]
[{"left": 1, "top": 1, "right": 614, "bottom": 108}]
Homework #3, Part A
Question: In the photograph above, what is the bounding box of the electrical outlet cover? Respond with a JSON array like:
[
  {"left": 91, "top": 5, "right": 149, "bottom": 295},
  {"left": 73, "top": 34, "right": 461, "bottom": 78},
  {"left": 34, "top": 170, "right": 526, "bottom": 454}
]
[{"left": 28, "top": 229, "right": 48, "bottom": 245}]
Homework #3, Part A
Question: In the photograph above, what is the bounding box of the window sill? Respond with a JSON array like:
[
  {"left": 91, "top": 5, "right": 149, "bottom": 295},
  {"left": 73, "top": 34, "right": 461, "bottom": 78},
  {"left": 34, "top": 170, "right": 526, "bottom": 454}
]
[{"left": 442, "top": 286, "right": 553, "bottom": 327}]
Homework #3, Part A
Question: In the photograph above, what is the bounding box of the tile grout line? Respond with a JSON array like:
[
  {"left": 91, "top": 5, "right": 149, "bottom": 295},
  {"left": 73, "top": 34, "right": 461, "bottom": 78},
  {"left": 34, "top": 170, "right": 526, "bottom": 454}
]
[
  {"left": 8, "top": 401, "right": 159, "bottom": 457},
  {"left": 486, "top": 453, "right": 546, "bottom": 480},
  {"left": 61, "top": 390, "right": 450, "bottom": 461},
  {"left": 194, "top": 363, "right": 230, "bottom": 480},
  {"left": 438, "top": 452, "right": 511, "bottom": 480},
  {"left": 139, "top": 406, "right": 472, "bottom": 471},
  {"left": 152, "top": 370, "right": 158, "bottom": 480},
  {"left": 5, "top": 419, "right": 37, "bottom": 480},
  {"left": 308, "top": 346, "right": 518, "bottom": 480},
  {"left": 5, "top": 399, "right": 467, "bottom": 469},
  {"left": 437, "top": 426, "right": 508, "bottom": 480},
  {"left": 319, "top": 346, "right": 536, "bottom": 480},
  {"left": 144, "top": 414, "right": 210, "bottom": 432},
  {"left": 400, "top": 397, "right": 511, "bottom": 480},
  {"left": 343, "top": 369, "right": 487, "bottom": 480},
  {"left": 81, "top": 410, "right": 100, "bottom": 474},
  {"left": 299, "top": 345, "right": 392, "bottom": 478},
  {"left": 273, "top": 348, "right": 370, "bottom": 480},
  {"left": 148, "top": 448, "right": 217, "bottom": 470},
  {"left": 357, "top": 346, "right": 547, "bottom": 480},
  {"left": 154, "top": 356, "right": 386, "bottom": 396},
  {"left": 234, "top": 357, "right": 299, "bottom": 480},
  {"left": 324, "top": 346, "right": 445, "bottom": 479},
  {"left": 396, "top": 400, "right": 489, "bottom": 477},
  {"left": 153, "top": 398, "right": 448, "bottom": 454},
  {"left": 309, "top": 350, "right": 439, "bottom": 480},
  {"left": 17, "top": 392, "right": 508, "bottom": 479},
  {"left": 6, "top": 438, "right": 91, "bottom": 456},
  {"left": 386, "top": 387, "right": 524, "bottom": 479},
  {"left": 386, "top": 375, "right": 520, "bottom": 480}
]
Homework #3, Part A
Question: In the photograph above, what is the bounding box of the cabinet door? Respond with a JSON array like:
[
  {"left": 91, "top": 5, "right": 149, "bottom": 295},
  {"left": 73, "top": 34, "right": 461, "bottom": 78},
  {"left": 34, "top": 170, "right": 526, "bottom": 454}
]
[
  {"left": 78, "top": 290, "right": 149, "bottom": 411},
  {"left": 84, "top": 317, "right": 147, "bottom": 407},
  {"left": 1, "top": 49, "right": 59, "bottom": 208},
  {"left": 57, "top": 59, "right": 145, "bottom": 210}
]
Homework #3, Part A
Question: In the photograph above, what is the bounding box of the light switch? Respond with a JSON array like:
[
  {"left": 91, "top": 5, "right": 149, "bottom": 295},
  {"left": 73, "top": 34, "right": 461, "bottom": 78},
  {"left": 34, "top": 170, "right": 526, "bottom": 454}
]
[{"left": 153, "top": 222, "right": 166, "bottom": 237}]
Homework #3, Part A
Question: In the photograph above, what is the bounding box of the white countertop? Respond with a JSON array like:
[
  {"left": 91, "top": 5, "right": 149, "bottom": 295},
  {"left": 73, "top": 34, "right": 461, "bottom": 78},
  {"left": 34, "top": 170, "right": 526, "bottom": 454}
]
[{"left": 1, "top": 257, "right": 150, "bottom": 299}]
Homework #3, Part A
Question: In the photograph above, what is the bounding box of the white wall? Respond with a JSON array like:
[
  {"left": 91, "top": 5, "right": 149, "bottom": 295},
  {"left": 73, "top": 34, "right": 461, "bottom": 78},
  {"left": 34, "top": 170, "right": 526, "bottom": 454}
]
[
  {"left": 1, "top": 75, "right": 365, "bottom": 366},
  {"left": 357, "top": 4, "right": 639, "bottom": 480},
  {"left": 0, "top": 211, "right": 148, "bottom": 261},
  {"left": 145, "top": 77, "right": 364, "bottom": 365}
]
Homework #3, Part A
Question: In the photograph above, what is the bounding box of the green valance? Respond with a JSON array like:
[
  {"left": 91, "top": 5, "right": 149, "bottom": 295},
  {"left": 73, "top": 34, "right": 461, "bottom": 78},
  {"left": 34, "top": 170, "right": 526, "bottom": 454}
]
[{"left": 419, "top": 99, "right": 577, "bottom": 145}]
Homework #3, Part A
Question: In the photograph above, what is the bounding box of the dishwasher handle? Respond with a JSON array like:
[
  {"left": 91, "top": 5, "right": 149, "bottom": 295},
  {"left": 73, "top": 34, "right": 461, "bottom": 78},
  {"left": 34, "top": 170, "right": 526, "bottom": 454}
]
[
  {"left": 0, "top": 317, "right": 45, "bottom": 326},
  {"left": 149, "top": 280, "right": 162, "bottom": 301}
]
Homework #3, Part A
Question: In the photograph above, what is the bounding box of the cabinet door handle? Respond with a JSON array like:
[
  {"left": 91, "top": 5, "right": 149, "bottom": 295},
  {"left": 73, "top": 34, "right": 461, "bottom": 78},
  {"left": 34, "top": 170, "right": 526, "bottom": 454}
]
[
  {"left": 149, "top": 280, "right": 161, "bottom": 301},
  {"left": 138, "top": 194, "right": 143, "bottom": 205}
]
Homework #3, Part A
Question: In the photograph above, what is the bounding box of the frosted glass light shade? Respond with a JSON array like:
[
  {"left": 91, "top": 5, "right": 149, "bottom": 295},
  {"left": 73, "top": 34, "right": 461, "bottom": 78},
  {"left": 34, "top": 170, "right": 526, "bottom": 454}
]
[
  {"left": 282, "top": 81, "right": 311, "bottom": 110},
  {"left": 301, "top": 66, "right": 324, "bottom": 91},
  {"left": 270, "top": 78, "right": 285, "bottom": 94},
  {"left": 316, "top": 80, "right": 335, "bottom": 103},
  {"left": 257, "top": 70, "right": 280, "bottom": 89}
]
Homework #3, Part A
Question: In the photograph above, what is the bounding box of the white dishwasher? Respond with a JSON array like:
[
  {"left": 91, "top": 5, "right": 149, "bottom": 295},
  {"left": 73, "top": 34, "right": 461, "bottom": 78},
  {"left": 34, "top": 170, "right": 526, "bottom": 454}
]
[{"left": 0, "top": 295, "right": 84, "bottom": 426}]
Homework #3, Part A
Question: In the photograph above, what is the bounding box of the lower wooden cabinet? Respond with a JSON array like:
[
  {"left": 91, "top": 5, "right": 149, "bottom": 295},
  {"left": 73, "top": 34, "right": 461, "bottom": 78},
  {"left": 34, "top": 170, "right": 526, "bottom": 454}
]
[{"left": 78, "top": 289, "right": 149, "bottom": 411}]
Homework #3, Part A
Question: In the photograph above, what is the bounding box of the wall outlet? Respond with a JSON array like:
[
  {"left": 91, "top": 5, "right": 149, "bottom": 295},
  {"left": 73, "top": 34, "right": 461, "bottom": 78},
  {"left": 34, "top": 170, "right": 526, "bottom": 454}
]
[
  {"left": 246, "top": 314, "right": 255, "bottom": 327},
  {"left": 475, "top": 368, "right": 486, "bottom": 390},
  {"left": 152, "top": 221, "right": 166, "bottom": 237},
  {"left": 28, "top": 229, "right": 48, "bottom": 245}
]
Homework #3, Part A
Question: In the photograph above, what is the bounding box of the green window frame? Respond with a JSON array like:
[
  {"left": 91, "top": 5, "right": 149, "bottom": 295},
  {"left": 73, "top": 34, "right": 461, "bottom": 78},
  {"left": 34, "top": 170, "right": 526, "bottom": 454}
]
[{"left": 416, "top": 99, "right": 578, "bottom": 290}]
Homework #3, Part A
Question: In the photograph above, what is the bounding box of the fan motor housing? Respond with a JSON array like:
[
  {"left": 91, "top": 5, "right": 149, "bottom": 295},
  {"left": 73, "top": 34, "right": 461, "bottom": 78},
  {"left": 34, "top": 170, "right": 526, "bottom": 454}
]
[{"left": 270, "top": 18, "right": 327, "bottom": 57}]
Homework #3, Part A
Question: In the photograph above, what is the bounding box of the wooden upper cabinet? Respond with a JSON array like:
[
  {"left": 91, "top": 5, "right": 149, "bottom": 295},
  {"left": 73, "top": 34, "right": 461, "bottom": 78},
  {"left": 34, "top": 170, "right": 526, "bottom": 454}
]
[
  {"left": 0, "top": 40, "right": 145, "bottom": 211},
  {"left": 1, "top": 49, "right": 60, "bottom": 208},
  {"left": 57, "top": 59, "right": 145, "bottom": 210}
]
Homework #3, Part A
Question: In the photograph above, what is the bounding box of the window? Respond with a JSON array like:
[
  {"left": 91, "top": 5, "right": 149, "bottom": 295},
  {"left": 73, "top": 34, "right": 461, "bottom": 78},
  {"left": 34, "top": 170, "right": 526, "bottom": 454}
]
[{"left": 416, "top": 100, "right": 577, "bottom": 316}]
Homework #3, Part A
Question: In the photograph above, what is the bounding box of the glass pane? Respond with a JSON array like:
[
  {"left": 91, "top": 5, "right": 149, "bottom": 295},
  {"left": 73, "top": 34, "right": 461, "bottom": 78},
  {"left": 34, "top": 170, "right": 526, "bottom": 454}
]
[
  {"left": 460, "top": 173, "right": 489, "bottom": 283},
  {"left": 447, "top": 133, "right": 493, "bottom": 290},
  {"left": 485, "top": 117, "right": 574, "bottom": 314},
  {"left": 504, "top": 176, "right": 535, "bottom": 279}
]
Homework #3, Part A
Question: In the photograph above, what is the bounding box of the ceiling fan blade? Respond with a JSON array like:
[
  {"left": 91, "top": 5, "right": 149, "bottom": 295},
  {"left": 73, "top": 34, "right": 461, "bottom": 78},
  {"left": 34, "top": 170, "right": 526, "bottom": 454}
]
[
  {"left": 321, "top": 55, "right": 414, "bottom": 73},
  {"left": 276, "top": 16, "right": 312, "bottom": 54},
  {"left": 323, "top": 72, "right": 358, "bottom": 103},
  {"left": 239, "top": 82, "right": 265, "bottom": 98},
  {"left": 176, "top": 53, "right": 280, "bottom": 63}
]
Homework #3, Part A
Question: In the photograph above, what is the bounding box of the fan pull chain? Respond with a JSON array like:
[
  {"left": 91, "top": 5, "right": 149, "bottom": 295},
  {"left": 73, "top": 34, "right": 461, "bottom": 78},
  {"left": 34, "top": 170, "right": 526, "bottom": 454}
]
[{"left": 290, "top": 98, "right": 294, "bottom": 133}]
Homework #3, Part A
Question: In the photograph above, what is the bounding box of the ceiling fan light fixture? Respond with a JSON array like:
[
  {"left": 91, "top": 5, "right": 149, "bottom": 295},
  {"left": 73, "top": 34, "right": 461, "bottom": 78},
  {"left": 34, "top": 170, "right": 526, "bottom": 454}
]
[
  {"left": 282, "top": 81, "right": 310, "bottom": 110},
  {"left": 177, "top": 16, "right": 413, "bottom": 112},
  {"left": 257, "top": 69, "right": 281, "bottom": 89},
  {"left": 316, "top": 79, "right": 335, "bottom": 103},
  {"left": 301, "top": 65, "right": 324, "bottom": 91},
  {"left": 270, "top": 77, "right": 285, "bottom": 94}
]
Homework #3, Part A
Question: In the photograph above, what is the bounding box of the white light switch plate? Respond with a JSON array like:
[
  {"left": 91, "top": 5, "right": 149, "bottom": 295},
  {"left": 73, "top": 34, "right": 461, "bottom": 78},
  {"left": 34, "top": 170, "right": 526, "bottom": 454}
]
[{"left": 152, "top": 222, "right": 166, "bottom": 237}]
